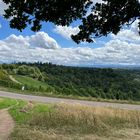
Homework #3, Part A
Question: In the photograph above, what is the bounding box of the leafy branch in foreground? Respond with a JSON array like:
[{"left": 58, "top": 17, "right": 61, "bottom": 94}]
[{"left": 2, "top": 0, "right": 140, "bottom": 43}]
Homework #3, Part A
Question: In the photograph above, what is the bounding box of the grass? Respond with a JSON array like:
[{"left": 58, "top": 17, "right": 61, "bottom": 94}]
[
  {"left": 0, "top": 98, "right": 139, "bottom": 140},
  {"left": 0, "top": 98, "right": 17, "bottom": 109},
  {"left": 9, "top": 102, "right": 53, "bottom": 124},
  {"left": 13, "top": 75, "right": 51, "bottom": 89},
  {"left": 0, "top": 98, "right": 52, "bottom": 125},
  {"left": 9, "top": 103, "right": 140, "bottom": 140}
]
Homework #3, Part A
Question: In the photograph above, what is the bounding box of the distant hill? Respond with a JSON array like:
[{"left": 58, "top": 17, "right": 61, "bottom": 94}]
[{"left": 0, "top": 63, "right": 140, "bottom": 101}]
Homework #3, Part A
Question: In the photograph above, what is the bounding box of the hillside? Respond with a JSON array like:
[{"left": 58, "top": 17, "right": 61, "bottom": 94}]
[{"left": 0, "top": 63, "right": 140, "bottom": 101}]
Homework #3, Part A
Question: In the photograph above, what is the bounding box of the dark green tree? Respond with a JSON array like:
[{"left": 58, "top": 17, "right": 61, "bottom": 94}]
[
  {"left": 2, "top": 0, "right": 140, "bottom": 43},
  {"left": 3, "top": 0, "right": 91, "bottom": 32},
  {"left": 72, "top": 0, "right": 140, "bottom": 43}
]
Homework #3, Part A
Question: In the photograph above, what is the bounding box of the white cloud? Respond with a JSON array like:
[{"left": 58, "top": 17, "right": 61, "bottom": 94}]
[
  {"left": 0, "top": 0, "right": 8, "bottom": 15},
  {"left": 54, "top": 26, "right": 80, "bottom": 40},
  {"left": 111, "top": 20, "right": 140, "bottom": 43},
  {"left": 92, "top": 0, "right": 103, "bottom": 4},
  {"left": 3, "top": 32, "right": 60, "bottom": 49},
  {"left": 0, "top": 29, "right": 140, "bottom": 66},
  {"left": 0, "top": 20, "right": 140, "bottom": 66}
]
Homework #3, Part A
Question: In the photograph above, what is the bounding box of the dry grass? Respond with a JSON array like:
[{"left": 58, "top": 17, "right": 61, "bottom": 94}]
[
  {"left": 10, "top": 103, "right": 140, "bottom": 140},
  {"left": 10, "top": 127, "right": 140, "bottom": 140}
]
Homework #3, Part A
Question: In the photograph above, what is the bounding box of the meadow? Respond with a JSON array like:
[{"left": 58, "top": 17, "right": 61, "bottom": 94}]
[{"left": 0, "top": 98, "right": 140, "bottom": 140}]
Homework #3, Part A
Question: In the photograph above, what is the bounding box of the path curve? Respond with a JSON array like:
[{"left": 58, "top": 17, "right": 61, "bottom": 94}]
[
  {"left": 0, "top": 91, "right": 140, "bottom": 110},
  {"left": 9, "top": 75, "right": 22, "bottom": 85},
  {"left": 0, "top": 109, "right": 14, "bottom": 140}
]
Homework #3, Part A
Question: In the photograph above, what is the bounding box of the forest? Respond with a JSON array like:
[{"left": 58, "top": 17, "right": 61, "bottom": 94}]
[{"left": 0, "top": 62, "right": 140, "bottom": 101}]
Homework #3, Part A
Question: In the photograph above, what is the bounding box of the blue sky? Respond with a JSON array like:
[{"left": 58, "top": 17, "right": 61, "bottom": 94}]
[
  {"left": 0, "top": 16, "right": 110, "bottom": 49},
  {"left": 0, "top": 0, "right": 140, "bottom": 67}
]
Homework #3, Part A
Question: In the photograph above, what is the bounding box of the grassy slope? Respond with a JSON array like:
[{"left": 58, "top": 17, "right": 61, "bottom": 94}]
[
  {"left": 13, "top": 75, "right": 49, "bottom": 88},
  {"left": 3, "top": 75, "right": 57, "bottom": 96},
  {"left": 0, "top": 98, "right": 140, "bottom": 140}
]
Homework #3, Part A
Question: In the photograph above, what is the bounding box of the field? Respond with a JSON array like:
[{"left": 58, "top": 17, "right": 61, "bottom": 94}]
[{"left": 0, "top": 98, "right": 140, "bottom": 140}]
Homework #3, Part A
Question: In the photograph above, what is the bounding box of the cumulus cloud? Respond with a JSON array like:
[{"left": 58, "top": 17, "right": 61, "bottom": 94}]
[
  {"left": 4, "top": 32, "right": 60, "bottom": 49},
  {"left": 111, "top": 20, "right": 140, "bottom": 43},
  {"left": 0, "top": 20, "right": 140, "bottom": 66},
  {"left": 0, "top": 0, "right": 7, "bottom": 15},
  {"left": 53, "top": 26, "right": 80, "bottom": 40},
  {"left": 0, "top": 32, "right": 60, "bottom": 63},
  {"left": 0, "top": 29, "right": 140, "bottom": 66},
  {"left": 0, "top": 44, "right": 139, "bottom": 65}
]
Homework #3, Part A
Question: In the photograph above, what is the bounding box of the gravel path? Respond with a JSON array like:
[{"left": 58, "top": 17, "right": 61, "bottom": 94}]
[
  {"left": 0, "top": 91, "right": 140, "bottom": 111},
  {"left": 0, "top": 109, "right": 14, "bottom": 140}
]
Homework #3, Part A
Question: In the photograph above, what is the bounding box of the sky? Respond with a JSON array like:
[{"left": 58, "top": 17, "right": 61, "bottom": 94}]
[{"left": 0, "top": 0, "right": 140, "bottom": 67}]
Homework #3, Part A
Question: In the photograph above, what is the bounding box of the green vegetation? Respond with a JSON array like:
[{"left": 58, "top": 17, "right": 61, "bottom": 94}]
[
  {"left": 16, "top": 65, "right": 44, "bottom": 81},
  {"left": 0, "top": 97, "right": 53, "bottom": 129},
  {"left": 0, "top": 69, "right": 9, "bottom": 80},
  {"left": 0, "top": 63, "right": 140, "bottom": 101},
  {"left": 13, "top": 75, "right": 53, "bottom": 92},
  {"left": 0, "top": 67, "right": 21, "bottom": 90},
  {"left": 0, "top": 98, "right": 17, "bottom": 109},
  {"left": 0, "top": 98, "right": 140, "bottom": 140},
  {"left": 9, "top": 101, "right": 52, "bottom": 124}
]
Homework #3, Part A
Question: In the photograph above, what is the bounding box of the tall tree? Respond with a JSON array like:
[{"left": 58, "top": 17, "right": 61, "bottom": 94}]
[{"left": 2, "top": 0, "right": 140, "bottom": 43}]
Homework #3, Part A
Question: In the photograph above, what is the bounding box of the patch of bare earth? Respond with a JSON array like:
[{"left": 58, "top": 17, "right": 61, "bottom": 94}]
[{"left": 0, "top": 110, "right": 14, "bottom": 140}]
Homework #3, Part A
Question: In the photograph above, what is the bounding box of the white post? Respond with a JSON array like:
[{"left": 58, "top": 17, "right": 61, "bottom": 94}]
[{"left": 22, "top": 86, "right": 25, "bottom": 91}]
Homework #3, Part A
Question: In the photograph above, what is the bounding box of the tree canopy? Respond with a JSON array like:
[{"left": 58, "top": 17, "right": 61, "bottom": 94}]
[{"left": 2, "top": 0, "right": 140, "bottom": 43}]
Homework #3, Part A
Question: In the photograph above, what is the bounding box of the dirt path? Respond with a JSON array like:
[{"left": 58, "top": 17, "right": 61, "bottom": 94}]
[
  {"left": 9, "top": 75, "right": 21, "bottom": 84},
  {"left": 0, "top": 109, "right": 14, "bottom": 140},
  {"left": 0, "top": 91, "right": 140, "bottom": 111}
]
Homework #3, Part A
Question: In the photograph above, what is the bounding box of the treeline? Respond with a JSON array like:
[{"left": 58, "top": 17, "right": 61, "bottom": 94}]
[{"left": 0, "top": 63, "right": 140, "bottom": 101}]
